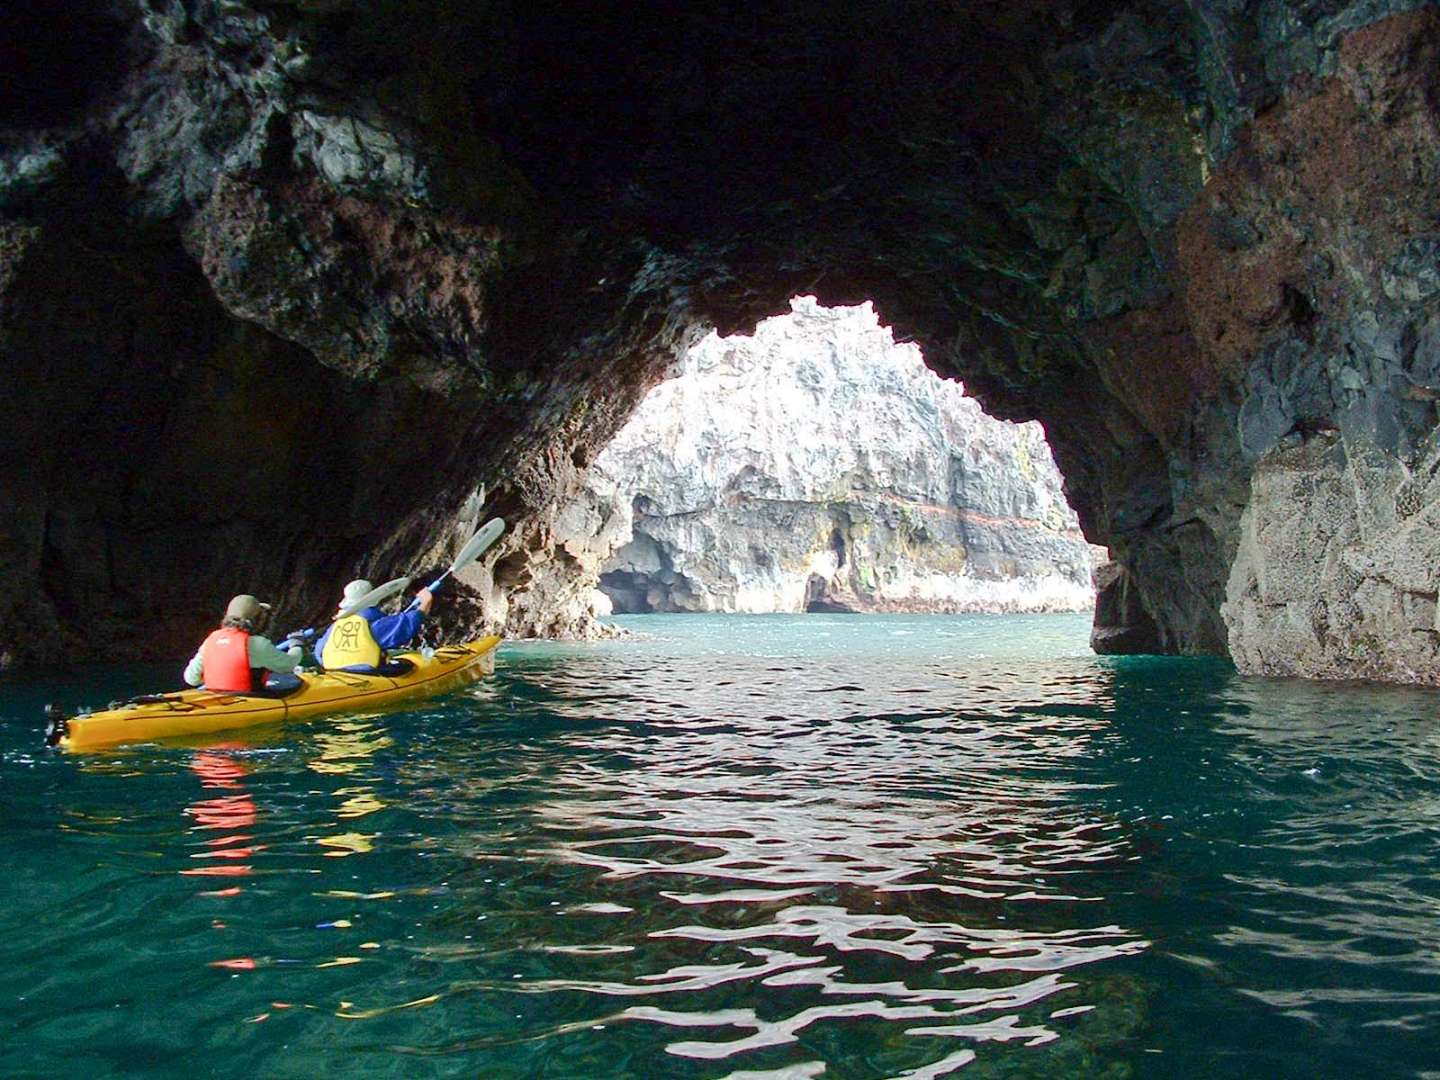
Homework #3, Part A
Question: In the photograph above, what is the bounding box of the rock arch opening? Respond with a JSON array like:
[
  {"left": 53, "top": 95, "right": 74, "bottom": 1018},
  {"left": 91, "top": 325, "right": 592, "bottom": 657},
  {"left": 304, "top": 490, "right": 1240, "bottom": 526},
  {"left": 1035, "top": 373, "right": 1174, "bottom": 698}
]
[{"left": 574, "top": 297, "right": 1099, "bottom": 619}]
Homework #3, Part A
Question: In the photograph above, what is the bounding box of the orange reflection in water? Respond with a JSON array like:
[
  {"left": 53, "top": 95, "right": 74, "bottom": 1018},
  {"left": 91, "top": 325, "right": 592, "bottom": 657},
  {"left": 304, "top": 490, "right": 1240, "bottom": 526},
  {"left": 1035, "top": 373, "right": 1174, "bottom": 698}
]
[{"left": 182, "top": 748, "right": 261, "bottom": 884}]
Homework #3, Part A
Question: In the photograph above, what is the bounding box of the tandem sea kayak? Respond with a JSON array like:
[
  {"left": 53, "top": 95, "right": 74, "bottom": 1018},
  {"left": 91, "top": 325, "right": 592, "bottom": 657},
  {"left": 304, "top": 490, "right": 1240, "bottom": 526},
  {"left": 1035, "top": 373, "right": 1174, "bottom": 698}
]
[{"left": 46, "top": 636, "right": 502, "bottom": 751}]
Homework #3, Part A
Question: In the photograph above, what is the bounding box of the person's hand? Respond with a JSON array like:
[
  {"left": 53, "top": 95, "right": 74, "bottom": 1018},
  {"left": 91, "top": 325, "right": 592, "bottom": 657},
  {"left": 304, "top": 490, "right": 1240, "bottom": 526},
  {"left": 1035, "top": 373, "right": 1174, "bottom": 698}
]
[
  {"left": 416, "top": 587, "right": 434, "bottom": 614},
  {"left": 287, "top": 644, "right": 303, "bottom": 660}
]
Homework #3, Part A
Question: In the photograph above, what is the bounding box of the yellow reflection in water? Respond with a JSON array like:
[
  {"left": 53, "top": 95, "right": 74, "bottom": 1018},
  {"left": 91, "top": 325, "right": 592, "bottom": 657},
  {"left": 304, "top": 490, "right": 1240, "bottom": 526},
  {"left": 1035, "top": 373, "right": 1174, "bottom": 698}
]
[
  {"left": 336, "top": 993, "right": 442, "bottom": 1019},
  {"left": 334, "top": 787, "right": 385, "bottom": 819},
  {"left": 308, "top": 721, "right": 393, "bottom": 777},
  {"left": 306, "top": 719, "right": 390, "bottom": 858},
  {"left": 318, "top": 832, "right": 377, "bottom": 856}
]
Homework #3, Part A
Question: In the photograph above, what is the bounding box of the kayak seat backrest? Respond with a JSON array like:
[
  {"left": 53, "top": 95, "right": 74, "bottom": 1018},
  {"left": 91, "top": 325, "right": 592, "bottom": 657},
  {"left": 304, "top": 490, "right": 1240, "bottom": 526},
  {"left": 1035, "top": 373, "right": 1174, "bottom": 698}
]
[
  {"left": 260, "top": 672, "right": 306, "bottom": 697},
  {"left": 330, "top": 659, "right": 415, "bottom": 678}
]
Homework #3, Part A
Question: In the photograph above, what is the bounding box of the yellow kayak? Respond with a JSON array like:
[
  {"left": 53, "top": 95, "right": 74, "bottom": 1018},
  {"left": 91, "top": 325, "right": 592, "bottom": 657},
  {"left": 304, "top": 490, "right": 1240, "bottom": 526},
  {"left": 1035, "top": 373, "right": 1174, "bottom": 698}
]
[{"left": 47, "top": 636, "right": 502, "bottom": 751}]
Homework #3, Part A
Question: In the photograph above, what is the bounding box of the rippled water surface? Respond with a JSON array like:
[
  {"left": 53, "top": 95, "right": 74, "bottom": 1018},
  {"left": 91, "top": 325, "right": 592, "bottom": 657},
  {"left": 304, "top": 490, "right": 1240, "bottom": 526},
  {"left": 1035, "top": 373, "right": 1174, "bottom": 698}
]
[{"left": 4, "top": 613, "right": 1440, "bottom": 1078}]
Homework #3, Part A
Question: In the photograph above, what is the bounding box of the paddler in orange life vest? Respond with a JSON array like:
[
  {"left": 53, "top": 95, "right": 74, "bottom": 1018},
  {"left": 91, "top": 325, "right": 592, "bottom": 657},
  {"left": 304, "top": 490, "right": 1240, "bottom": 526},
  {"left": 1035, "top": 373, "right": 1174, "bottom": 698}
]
[
  {"left": 313, "top": 579, "right": 434, "bottom": 673},
  {"left": 182, "top": 594, "right": 303, "bottom": 693}
]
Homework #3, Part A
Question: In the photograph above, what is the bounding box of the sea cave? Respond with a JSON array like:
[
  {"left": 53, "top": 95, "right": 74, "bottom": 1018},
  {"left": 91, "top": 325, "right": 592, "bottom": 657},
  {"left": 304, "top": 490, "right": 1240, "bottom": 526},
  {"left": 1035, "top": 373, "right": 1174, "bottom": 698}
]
[{"left": 4, "top": 2, "right": 1440, "bottom": 682}]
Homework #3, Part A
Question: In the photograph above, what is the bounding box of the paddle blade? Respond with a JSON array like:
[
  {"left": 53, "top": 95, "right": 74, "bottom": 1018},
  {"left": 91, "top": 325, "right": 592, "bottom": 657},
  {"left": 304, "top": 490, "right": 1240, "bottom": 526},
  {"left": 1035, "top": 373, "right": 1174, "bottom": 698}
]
[
  {"left": 337, "top": 576, "right": 412, "bottom": 619},
  {"left": 449, "top": 517, "right": 505, "bottom": 576}
]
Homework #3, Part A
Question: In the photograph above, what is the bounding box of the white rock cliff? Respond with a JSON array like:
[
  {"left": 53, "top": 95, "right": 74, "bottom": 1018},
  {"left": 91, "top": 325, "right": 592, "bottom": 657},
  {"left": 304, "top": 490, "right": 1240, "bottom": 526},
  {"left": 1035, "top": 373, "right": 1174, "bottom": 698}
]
[{"left": 559, "top": 299, "right": 1097, "bottom": 618}]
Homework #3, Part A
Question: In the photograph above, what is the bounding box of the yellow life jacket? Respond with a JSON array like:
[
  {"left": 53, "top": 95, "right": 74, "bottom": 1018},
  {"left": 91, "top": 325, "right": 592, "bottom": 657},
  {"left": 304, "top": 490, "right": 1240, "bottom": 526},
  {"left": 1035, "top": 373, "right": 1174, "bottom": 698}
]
[{"left": 322, "top": 613, "right": 383, "bottom": 669}]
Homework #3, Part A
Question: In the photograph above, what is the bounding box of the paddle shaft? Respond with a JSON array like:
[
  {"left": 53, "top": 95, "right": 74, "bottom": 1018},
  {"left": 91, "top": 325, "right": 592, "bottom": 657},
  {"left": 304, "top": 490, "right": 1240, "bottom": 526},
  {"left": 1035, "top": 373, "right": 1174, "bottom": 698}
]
[
  {"left": 280, "top": 576, "right": 412, "bottom": 648},
  {"left": 405, "top": 517, "right": 505, "bottom": 611},
  {"left": 405, "top": 569, "right": 452, "bottom": 612}
]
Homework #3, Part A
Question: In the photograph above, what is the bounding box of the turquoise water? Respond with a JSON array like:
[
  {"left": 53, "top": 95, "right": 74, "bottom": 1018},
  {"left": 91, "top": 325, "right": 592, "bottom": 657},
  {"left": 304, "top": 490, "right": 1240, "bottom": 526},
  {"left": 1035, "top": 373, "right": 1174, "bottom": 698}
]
[{"left": 3, "top": 612, "right": 1439, "bottom": 1078}]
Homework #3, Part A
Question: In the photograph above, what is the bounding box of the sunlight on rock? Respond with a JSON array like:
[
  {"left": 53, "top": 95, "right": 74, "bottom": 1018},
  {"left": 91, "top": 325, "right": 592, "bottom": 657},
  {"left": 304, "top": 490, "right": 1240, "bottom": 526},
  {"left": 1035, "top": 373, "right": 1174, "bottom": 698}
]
[{"left": 562, "top": 298, "right": 1100, "bottom": 617}]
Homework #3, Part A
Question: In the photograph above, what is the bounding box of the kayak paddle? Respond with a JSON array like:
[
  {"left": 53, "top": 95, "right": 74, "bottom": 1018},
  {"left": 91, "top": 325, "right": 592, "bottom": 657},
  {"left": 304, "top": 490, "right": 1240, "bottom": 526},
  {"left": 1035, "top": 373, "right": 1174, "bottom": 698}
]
[
  {"left": 279, "top": 517, "right": 504, "bottom": 643},
  {"left": 338, "top": 575, "right": 413, "bottom": 618},
  {"left": 406, "top": 517, "right": 505, "bottom": 611},
  {"left": 279, "top": 576, "right": 413, "bottom": 649}
]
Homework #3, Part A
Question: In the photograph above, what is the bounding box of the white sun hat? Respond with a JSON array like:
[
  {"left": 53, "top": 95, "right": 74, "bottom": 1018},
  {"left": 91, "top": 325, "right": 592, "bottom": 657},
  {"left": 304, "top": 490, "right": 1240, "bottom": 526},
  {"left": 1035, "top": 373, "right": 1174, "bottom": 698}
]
[{"left": 338, "top": 579, "right": 374, "bottom": 614}]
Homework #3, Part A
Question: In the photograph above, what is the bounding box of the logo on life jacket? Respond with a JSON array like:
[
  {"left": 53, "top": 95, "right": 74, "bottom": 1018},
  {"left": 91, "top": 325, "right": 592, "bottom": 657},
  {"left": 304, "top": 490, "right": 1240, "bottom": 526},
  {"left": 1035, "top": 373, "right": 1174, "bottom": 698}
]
[{"left": 322, "top": 613, "right": 382, "bottom": 669}]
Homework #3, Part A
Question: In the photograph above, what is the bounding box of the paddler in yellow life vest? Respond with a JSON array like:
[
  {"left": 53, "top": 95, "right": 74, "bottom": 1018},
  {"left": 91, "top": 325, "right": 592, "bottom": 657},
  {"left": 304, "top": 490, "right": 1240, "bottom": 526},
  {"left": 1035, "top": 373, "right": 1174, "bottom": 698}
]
[{"left": 313, "top": 579, "right": 434, "bottom": 673}]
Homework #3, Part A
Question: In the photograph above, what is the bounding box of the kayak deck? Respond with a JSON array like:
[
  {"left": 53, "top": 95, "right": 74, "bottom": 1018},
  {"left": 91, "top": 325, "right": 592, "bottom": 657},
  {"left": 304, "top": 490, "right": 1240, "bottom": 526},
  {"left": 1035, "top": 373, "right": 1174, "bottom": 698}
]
[{"left": 53, "top": 636, "right": 502, "bottom": 751}]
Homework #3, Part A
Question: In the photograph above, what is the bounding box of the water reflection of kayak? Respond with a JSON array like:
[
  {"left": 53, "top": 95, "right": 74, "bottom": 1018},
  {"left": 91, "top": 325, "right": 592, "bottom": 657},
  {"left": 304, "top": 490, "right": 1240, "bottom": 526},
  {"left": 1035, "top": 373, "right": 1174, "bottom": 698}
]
[{"left": 46, "top": 636, "right": 502, "bottom": 751}]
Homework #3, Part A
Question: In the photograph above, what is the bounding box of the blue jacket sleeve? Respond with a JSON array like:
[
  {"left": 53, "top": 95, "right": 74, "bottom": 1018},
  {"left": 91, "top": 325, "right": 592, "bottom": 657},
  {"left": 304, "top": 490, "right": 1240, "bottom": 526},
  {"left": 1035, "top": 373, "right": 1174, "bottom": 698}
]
[
  {"left": 370, "top": 608, "right": 423, "bottom": 651},
  {"left": 314, "top": 625, "right": 332, "bottom": 660}
]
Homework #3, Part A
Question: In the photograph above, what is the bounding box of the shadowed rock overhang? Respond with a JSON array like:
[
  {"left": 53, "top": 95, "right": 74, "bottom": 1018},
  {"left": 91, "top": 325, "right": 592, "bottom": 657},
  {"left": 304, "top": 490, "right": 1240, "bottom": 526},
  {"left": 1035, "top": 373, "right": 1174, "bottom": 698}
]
[{"left": 2, "top": 0, "right": 1439, "bottom": 681}]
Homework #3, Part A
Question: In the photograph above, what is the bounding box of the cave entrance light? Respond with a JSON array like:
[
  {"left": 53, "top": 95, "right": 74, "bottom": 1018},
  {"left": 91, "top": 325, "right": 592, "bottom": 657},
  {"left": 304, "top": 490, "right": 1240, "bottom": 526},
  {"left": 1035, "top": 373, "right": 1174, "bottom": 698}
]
[{"left": 582, "top": 296, "right": 1100, "bottom": 617}]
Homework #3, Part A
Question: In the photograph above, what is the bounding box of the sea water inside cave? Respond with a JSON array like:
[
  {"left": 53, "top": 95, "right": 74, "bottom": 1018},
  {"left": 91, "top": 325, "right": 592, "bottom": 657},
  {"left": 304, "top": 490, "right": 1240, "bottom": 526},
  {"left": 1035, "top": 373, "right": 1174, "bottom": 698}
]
[{"left": 2, "top": 612, "right": 1439, "bottom": 1078}]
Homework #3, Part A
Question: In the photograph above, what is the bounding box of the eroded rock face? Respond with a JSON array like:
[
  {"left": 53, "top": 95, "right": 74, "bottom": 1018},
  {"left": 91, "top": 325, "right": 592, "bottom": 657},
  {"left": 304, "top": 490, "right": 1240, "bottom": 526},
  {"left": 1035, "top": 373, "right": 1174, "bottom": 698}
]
[
  {"left": 1223, "top": 429, "right": 1440, "bottom": 683},
  {"left": 0, "top": 1, "right": 690, "bottom": 663},
  {"left": 571, "top": 299, "right": 1096, "bottom": 617},
  {"left": 2, "top": 1, "right": 1439, "bottom": 680}
]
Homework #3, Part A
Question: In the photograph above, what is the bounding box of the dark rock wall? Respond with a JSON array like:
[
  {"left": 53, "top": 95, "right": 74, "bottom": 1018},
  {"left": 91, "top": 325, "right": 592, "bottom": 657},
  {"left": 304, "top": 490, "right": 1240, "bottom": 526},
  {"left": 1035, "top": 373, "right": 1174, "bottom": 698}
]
[{"left": 1, "top": 1, "right": 1437, "bottom": 679}]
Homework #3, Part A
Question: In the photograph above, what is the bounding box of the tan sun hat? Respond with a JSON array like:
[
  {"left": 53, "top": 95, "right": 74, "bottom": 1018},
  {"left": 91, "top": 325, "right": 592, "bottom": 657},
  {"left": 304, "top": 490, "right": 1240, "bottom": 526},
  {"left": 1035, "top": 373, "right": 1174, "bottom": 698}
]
[{"left": 224, "top": 594, "right": 271, "bottom": 623}]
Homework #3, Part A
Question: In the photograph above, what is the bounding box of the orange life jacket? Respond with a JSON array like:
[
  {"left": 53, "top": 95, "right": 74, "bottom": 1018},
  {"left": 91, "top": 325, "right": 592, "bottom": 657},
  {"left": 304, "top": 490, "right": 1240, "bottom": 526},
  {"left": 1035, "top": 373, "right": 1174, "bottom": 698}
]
[{"left": 200, "top": 627, "right": 254, "bottom": 693}]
